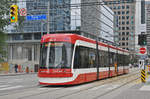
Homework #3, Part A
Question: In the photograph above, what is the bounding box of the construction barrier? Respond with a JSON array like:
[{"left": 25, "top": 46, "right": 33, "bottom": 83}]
[
  {"left": 141, "top": 69, "right": 146, "bottom": 83},
  {"left": 147, "top": 65, "right": 150, "bottom": 74},
  {"left": 0, "top": 62, "right": 9, "bottom": 74},
  {"left": 26, "top": 67, "right": 29, "bottom": 73}
]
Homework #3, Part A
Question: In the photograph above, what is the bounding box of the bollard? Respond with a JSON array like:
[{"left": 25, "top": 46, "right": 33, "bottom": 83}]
[{"left": 141, "top": 69, "right": 146, "bottom": 83}]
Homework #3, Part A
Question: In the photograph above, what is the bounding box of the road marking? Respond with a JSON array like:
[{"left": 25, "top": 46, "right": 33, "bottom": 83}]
[
  {"left": 0, "top": 85, "right": 23, "bottom": 91},
  {"left": 90, "top": 85, "right": 108, "bottom": 90},
  {"left": 106, "top": 84, "right": 120, "bottom": 90},
  {"left": 140, "top": 85, "right": 150, "bottom": 91},
  {"left": 0, "top": 81, "right": 5, "bottom": 83},
  {"left": 7, "top": 79, "right": 23, "bottom": 83},
  {"left": 0, "top": 85, "right": 10, "bottom": 88},
  {"left": 69, "top": 84, "right": 92, "bottom": 90}
]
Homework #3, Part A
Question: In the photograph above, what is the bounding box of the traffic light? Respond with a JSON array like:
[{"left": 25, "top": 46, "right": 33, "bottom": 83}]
[
  {"left": 138, "top": 34, "right": 147, "bottom": 45},
  {"left": 10, "top": 5, "right": 18, "bottom": 23}
]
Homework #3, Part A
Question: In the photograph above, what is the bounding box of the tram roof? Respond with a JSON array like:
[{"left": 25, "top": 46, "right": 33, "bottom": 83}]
[{"left": 41, "top": 33, "right": 129, "bottom": 53}]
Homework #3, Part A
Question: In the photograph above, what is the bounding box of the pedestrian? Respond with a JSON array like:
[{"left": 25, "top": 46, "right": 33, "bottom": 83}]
[
  {"left": 18, "top": 65, "right": 21, "bottom": 72},
  {"left": 15, "top": 64, "right": 18, "bottom": 73},
  {"left": 129, "top": 63, "right": 131, "bottom": 68}
]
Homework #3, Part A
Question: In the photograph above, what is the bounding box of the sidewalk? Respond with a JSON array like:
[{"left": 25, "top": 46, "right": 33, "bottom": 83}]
[{"left": 0, "top": 72, "right": 37, "bottom": 76}]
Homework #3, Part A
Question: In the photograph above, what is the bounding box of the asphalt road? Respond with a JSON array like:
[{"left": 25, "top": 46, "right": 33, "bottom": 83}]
[
  {"left": 0, "top": 68, "right": 143, "bottom": 99},
  {"left": 0, "top": 74, "right": 39, "bottom": 96}
]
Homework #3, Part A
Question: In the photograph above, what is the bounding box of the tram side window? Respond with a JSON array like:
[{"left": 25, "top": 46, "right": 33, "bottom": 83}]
[
  {"left": 121, "top": 54, "right": 124, "bottom": 66},
  {"left": 117, "top": 54, "right": 121, "bottom": 66},
  {"left": 122, "top": 55, "right": 126, "bottom": 66},
  {"left": 99, "top": 51, "right": 104, "bottom": 67},
  {"left": 110, "top": 52, "right": 115, "bottom": 67},
  {"left": 99, "top": 50, "right": 109, "bottom": 67},
  {"left": 89, "top": 49, "right": 96, "bottom": 68},
  {"left": 80, "top": 47, "right": 89, "bottom": 68},
  {"left": 73, "top": 46, "right": 96, "bottom": 69},
  {"left": 73, "top": 46, "right": 80, "bottom": 69},
  {"left": 124, "top": 55, "right": 130, "bottom": 66},
  {"left": 73, "top": 46, "right": 89, "bottom": 69},
  {"left": 118, "top": 54, "right": 124, "bottom": 66}
]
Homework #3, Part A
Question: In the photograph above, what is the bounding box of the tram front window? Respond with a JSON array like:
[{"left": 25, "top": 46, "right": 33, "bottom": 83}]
[{"left": 40, "top": 42, "right": 73, "bottom": 69}]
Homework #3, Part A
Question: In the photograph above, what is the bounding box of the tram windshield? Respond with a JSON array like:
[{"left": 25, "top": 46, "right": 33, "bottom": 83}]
[{"left": 40, "top": 42, "right": 73, "bottom": 69}]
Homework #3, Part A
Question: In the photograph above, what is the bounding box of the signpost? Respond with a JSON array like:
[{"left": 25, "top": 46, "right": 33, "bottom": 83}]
[{"left": 26, "top": 15, "right": 47, "bottom": 21}]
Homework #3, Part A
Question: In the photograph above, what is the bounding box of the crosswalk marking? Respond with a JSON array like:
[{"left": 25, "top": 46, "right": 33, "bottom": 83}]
[{"left": 0, "top": 85, "right": 23, "bottom": 91}]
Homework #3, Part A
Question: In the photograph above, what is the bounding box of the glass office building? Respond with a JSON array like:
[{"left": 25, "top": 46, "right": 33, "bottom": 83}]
[{"left": 23, "top": 0, "right": 71, "bottom": 32}]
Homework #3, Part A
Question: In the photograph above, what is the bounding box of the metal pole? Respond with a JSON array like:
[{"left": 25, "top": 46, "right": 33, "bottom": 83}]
[
  {"left": 41, "top": 23, "right": 43, "bottom": 37},
  {"left": 96, "top": 39, "right": 99, "bottom": 80},
  {"left": 108, "top": 47, "right": 110, "bottom": 77},
  {"left": 123, "top": 52, "right": 125, "bottom": 74},
  {"left": 47, "top": 1, "right": 50, "bottom": 34}
]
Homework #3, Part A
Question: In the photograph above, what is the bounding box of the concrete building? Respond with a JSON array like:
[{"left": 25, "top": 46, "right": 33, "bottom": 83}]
[
  {"left": 21, "top": 0, "right": 114, "bottom": 41},
  {"left": 81, "top": 0, "right": 101, "bottom": 36},
  {"left": 74, "top": 0, "right": 114, "bottom": 42},
  {"left": 103, "top": 0, "right": 136, "bottom": 51},
  {"left": 135, "top": 0, "right": 146, "bottom": 56},
  {"left": 100, "top": 5, "right": 114, "bottom": 42},
  {"left": 146, "top": 1, "right": 150, "bottom": 56},
  {"left": 6, "top": 32, "right": 41, "bottom": 72},
  {"left": 103, "top": 0, "right": 147, "bottom": 58},
  {"left": 22, "top": 0, "right": 71, "bottom": 33}
]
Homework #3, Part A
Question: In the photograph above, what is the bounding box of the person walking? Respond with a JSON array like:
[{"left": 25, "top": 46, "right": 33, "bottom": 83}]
[{"left": 15, "top": 64, "right": 18, "bottom": 73}]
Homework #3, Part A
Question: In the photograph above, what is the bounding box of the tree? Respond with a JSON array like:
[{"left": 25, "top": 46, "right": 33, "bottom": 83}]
[{"left": 0, "top": 0, "right": 15, "bottom": 62}]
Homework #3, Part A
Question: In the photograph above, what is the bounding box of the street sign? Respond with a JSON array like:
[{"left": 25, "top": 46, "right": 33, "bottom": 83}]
[
  {"left": 26, "top": 15, "right": 46, "bottom": 21},
  {"left": 19, "top": 8, "right": 27, "bottom": 16},
  {"left": 139, "top": 60, "right": 145, "bottom": 69},
  {"left": 140, "top": 47, "right": 146, "bottom": 54}
]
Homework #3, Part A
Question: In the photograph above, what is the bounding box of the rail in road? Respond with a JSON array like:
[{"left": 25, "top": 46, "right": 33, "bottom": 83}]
[{"left": 0, "top": 68, "right": 140, "bottom": 99}]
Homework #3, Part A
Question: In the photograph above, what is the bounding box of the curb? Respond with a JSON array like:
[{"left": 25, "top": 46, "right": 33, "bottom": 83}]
[{"left": 0, "top": 72, "right": 37, "bottom": 76}]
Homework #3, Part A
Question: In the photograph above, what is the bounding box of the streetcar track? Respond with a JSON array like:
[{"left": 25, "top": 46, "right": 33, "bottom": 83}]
[
  {"left": 18, "top": 88, "right": 65, "bottom": 99},
  {"left": 55, "top": 70, "right": 140, "bottom": 99},
  {"left": 0, "top": 85, "right": 65, "bottom": 99},
  {"left": 93, "top": 76, "right": 140, "bottom": 99},
  {"left": 0, "top": 69, "right": 140, "bottom": 99},
  {"left": 20, "top": 70, "right": 139, "bottom": 99},
  {"left": 0, "top": 85, "right": 38, "bottom": 96}
]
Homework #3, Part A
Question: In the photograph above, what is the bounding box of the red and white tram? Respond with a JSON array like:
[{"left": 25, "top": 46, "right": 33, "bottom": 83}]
[{"left": 38, "top": 33, "right": 130, "bottom": 85}]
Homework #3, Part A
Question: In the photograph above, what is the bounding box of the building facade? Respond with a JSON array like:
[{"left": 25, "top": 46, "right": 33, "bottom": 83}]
[
  {"left": 6, "top": 0, "right": 115, "bottom": 72},
  {"left": 103, "top": 0, "right": 136, "bottom": 51},
  {"left": 146, "top": 1, "right": 150, "bottom": 56},
  {"left": 135, "top": 0, "right": 146, "bottom": 56},
  {"left": 23, "top": 0, "right": 71, "bottom": 33},
  {"left": 22, "top": 0, "right": 114, "bottom": 41},
  {"left": 100, "top": 5, "right": 114, "bottom": 42},
  {"left": 7, "top": 32, "right": 41, "bottom": 72}
]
